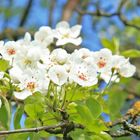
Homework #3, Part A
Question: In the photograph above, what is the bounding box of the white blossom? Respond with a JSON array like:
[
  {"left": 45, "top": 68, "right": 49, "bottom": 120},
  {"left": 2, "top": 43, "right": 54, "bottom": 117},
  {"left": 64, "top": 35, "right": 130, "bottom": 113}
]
[
  {"left": 0, "top": 41, "right": 19, "bottom": 63},
  {"left": 34, "top": 26, "right": 54, "bottom": 48},
  {"left": 48, "top": 65, "right": 68, "bottom": 86},
  {"left": 50, "top": 48, "right": 68, "bottom": 64},
  {"left": 9, "top": 66, "right": 23, "bottom": 83},
  {"left": 13, "top": 69, "right": 50, "bottom": 100},
  {"left": 112, "top": 55, "right": 136, "bottom": 77},
  {"left": 69, "top": 63, "right": 98, "bottom": 87},
  {"left": 93, "top": 48, "right": 113, "bottom": 73},
  {"left": 17, "top": 32, "right": 31, "bottom": 46},
  {"left": 54, "top": 21, "right": 82, "bottom": 46},
  {"left": 14, "top": 90, "right": 32, "bottom": 100},
  {"left": 14, "top": 45, "right": 42, "bottom": 69},
  {"left": 0, "top": 22, "right": 135, "bottom": 99},
  {"left": 0, "top": 41, "right": 4, "bottom": 58},
  {"left": 100, "top": 71, "right": 120, "bottom": 83},
  {"left": 70, "top": 48, "right": 94, "bottom": 65}
]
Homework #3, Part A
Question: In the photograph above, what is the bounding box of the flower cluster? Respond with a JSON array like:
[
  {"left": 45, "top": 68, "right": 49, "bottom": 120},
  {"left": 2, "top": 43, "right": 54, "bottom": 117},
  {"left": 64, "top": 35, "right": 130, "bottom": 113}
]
[{"left": 0, "top": 21, "right": 136, "bottom": 100}]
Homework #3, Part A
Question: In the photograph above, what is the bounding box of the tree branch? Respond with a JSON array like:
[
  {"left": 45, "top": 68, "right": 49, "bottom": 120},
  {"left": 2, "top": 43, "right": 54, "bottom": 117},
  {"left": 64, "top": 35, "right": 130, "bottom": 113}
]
[
  {"left": 19, "top": 0, "right": 33, "bottom": 27},
  {"left": 106, "top": 101, "right": 140, "bottom": 137},
  {"left": 48, "top": 0, "right": 56, "bottom": 26},
  {"left": 0, "top": 28, "right": 34, "bottom": 40},
  {"left": 62, "top": 0, "right": 80, "bottom": 21},
  {"left": 0, "top": 122, "right": 84, "bottom": 136},
  {"left": 76, "top": 8, "right": 119, "bottom": 17},
  {"left": 76, "top": 0, "right": 140, "bottom": 30},
  {"left": 118, "top": 14, "right": 140, "bottom": 30},
  {"left": 108, "top": 130, "right": 132, "bottom": 137},
  {"left": 0, "top": 123, "right": 64, "bottom": 135}
]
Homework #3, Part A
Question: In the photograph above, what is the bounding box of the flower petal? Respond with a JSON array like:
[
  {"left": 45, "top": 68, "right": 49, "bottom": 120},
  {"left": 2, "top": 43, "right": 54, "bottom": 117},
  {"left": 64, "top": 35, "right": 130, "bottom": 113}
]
[
  {"left": 14, "top": 90, "right": 32, "bottom": 100},
  {"left": 70, "top": 25, "right": 82, "bottom": 38},
  {"left": 56, "top": 21, "right": 70, "bottom": 29}
]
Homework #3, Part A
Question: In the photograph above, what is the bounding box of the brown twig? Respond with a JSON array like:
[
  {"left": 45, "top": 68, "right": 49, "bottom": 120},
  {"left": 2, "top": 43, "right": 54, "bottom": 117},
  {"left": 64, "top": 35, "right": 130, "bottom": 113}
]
[
  {"left": 48, "top": 0, "right": 56, "bottom": 26},
  {"left": 0, "top": 121, "right": 84, "bottom": 136},
  {"left": 76, "top": 0, "right": 140, "bottom": 30},
  {"left": 19, "top": 0, "right": 33, "bottom": 27},
  {"left": 62, "top": 0, "right": 80, "bottom": 21},
  {"left": 0, "top": 123, "right": 64, "bottom": 135},
  {"left": 108, "top": 130, "right": 132, "bottom": 137},
  {"left": 0, "top": 28, "right": 34, "bottom": 40},
  {"left": 106, "top": 101, "right": 140, "bottom": 137}
]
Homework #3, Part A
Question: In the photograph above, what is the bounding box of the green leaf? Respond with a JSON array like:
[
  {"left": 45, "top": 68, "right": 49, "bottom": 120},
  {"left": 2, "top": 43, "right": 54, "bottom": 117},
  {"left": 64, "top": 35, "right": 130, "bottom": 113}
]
[
  {"left": 66, "top": 85, "right": 90, "bottom": 101},
  {"left": 0, "top": 59, "right": 9, "bottom": 71},
  {"left": 101, "top": 38, "right": 119, "bottom": 53},
  {"left": 121, "top": 49, "right": 140, "bottom": 58},
  {"left": 70, "top": 129, "right": 92, "bottom": 140},
  {"left": 24, "top": 103, "right": 45, "bottom": 119},
  {"left": 14, "top": 105, "right": 24, "bottom": 129},
  {"left": 91, "top": 135, "right": 103, "bottom": 140},
  {"left": 101, "top": 39, "right": 112, "bottom": 51},
  {"left": 107, "top": 86, "right": 127, "bottom": 120},
  {"left": 86, "top": 98, "right": 103, "bottom": 119},
  {"left": 75, "top": 103, "right": 107, "bottom": 133},
  {"left": 0, "top": 96, "right": 10, "bottom": 129},
  {"left": 39, "top": 130, "right": 51, "bottom": 138},
  {"left": 89, "top": 120, "right": 108, "bottom": 133},
  {"left": 25, "top": 92, "right": 45, "bottom": 104},
  {"left": 30, "top": 132, "right": 40, "bottom": 140},
  {"left": 76, "top": 105, "right": 93, "bottom": 123},
  {"left": 6, "top": 133, "right": 29, "bottom": 140},
  {"left": 40, "top": 112, "right": 57, "bottom": 126},
  {"left": 70, "top": 129, "right": 111, "bottom": 140},
  {"left": 98, "top": 132, "right": 112, "bottom": 140},
  {"left": 25, "top": 117, "right": 41, "bottom": 128}
]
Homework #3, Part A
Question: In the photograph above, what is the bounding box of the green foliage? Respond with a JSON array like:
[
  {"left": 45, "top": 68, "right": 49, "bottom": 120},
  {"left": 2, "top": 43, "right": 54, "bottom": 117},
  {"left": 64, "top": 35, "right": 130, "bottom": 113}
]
[
  {"left": 70, "top": 130, "right": 112, "bottom": 140},
  {"left": 86, "top": 97, "right": 103, "bottom": 119},
  {"left": 70, "top": 97, "right": 108, "bottom": 136},
  {"left": 0, "top": 96, "right": 11, "bottom": 129},
  {"left": 6, "top": 133, "right": 29, "bottom": 140},
  {"left": 107, "top": 86, "right": 127, "bottom": 120},
  {"left": 74, "top": 97, "right": 103, "bottom": 125},
  {"left": 0, "top": 6, "right": 23, "bottom": 19},
  {"left": 0, "top": 59, "right": 9, "bottom": 71},
  {"left": 24, "top": 103, "right": 45, "bottom": 119},
  {"left": 121, "top": 49, "right": 140, "bottom": 58},
  {"left": 101, "top": 38, "right": 119, "bottom": 54},
  {"left": 14, "top": 105, "right": 24, "bottom": 129}
]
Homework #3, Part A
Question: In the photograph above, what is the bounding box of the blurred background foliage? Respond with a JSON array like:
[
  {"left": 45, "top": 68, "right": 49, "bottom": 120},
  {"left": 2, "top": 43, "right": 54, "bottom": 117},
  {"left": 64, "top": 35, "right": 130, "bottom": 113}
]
[{"left": 0, "top": 0, "right": 140, "bottom": 140}]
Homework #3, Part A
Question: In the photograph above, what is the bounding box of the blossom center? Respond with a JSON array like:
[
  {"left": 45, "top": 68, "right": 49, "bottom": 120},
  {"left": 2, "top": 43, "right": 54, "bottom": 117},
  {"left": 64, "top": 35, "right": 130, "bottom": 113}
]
[
  {"left": 24, "top": 59, "right": 32, "bottom": 65},
  {"left": 97, "top": 58, "right": 106, "bottom": 68},
  {"left": 56, "top": 72, "right": 62, "bottom": 79},
  {"left": 97, "top": 61, "right": 106, "bottom": 68},
  {"left": 7, "top": 48, "right": 16, "bottom": 55},
  {"left": 78, "top": 72, "right": 88, "bottom": 81},
  {"left": 62, "top": 33, "right": 70, "bottom": 39},
  {"left": 27, "top": 82, "right": 36, "bottom": 91}
]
